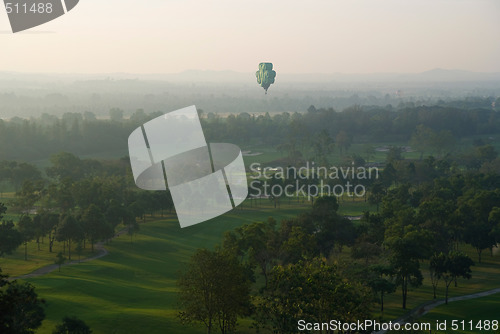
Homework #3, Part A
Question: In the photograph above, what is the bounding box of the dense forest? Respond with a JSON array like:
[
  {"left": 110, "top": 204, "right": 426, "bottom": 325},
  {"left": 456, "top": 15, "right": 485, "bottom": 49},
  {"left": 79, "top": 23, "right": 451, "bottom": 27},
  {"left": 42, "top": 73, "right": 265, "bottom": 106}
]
[
  {"left": 1, "top": 97, "right": 500, "bottom": 333},
  {"left": 0, "top": 96, "right": 499, "bottom": 162}
]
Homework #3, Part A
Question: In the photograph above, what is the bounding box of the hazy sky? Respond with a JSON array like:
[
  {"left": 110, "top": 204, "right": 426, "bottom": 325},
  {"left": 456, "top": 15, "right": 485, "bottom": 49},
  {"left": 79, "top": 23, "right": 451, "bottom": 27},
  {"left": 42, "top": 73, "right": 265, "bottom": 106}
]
[{"left": 1, "top": 0, "right": 499, "bottom": 74}]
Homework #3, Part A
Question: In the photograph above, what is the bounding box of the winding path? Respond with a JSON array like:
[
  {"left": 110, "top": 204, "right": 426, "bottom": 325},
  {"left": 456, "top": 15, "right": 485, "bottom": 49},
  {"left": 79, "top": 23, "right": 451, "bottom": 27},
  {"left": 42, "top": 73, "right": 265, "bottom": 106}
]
[
  {"left": 9, "top": 228, "right": 128, "bottom": 281},
  {"left": 374, "top": 287, "right": 500, "bottom": 334},
  {"left": 8, "top": 227, "right": 500, "bottom": 333}
]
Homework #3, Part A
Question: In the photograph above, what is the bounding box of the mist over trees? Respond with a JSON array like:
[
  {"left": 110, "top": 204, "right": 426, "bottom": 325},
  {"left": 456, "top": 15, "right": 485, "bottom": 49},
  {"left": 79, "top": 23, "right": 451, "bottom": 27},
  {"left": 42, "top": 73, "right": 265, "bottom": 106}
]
[
  {"left": 1, "top": 71, "right": 499, "bottom": 120},
  {"left": 0, "top": 96, "right": 499, "bottom": 162},
  {"left": 0, "top": 90, "right": 499, "bottom": 332}
]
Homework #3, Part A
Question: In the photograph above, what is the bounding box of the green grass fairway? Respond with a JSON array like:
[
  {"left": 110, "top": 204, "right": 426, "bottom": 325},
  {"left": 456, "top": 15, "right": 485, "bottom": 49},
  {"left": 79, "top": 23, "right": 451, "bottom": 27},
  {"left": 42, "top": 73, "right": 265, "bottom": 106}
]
[
  {"left": 419, "top": 294, "right": 500, "bottom": 333},
  {"left": 2, "top": 195, "right": 370, "bottom": 279},
  {"left": 0, "top": 191, "right": 15, "bottom": 200},
  {"left": 23, "top": 203, "right": 308, "bottom": 334},
  {"left": 24, "top": 206, "right": 500, "bottom": 334},
  {"left": 1, "top": 237, "right": 97, "bottom": 278},
  {"left": 373, "top": 245, "right": 500, "bottom": 322}
]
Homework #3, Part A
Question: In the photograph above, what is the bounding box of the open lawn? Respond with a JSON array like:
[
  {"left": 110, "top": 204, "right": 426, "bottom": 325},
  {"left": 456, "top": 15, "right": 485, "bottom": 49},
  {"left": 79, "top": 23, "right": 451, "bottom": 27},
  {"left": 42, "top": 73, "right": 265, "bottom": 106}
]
[
  {"left": 14, "top": 208, "right": 499, "bottom": 334},
  {"left": 1, "top": 194, "right": 372, "bottom": 280},
  {"left": 0, "top": 239, "right": 97, "bottom": 278},
  {"left": 2, "top": 136, "right": 500, "bottom": 333},
  {"left": 418, "top": 294, "right": 500, "bottom": 333},
  {"left": 18, "top": 203, "right": 308, "bottom": 334},
  {"left": 2, "top": 196, "right": 499, "bottom": 333},
  {"left": 0, "top": 190, "right": 15, "bottom": 198},
  {"left": 372, "top": 244, "right": 500, "bottom": 323}
]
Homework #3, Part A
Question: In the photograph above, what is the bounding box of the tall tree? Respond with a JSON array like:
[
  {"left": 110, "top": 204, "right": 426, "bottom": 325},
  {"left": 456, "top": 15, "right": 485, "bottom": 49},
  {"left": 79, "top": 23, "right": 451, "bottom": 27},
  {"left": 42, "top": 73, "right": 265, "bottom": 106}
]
[
  {"left": 53, "top": 316, "right": 92, "bottom": 334},
  {"left": 10, "top": 162, "right": 42, "bottom": 192},
  {"left": 0, "top": 203, "right": 23, "bottom": 257},
  {"left": 40, "top": 213, "right": 60, "bottom": 253},
  {"left": 312, "top": 129, "right": 334, "bottom": 164},
  {"left": 17, "top": 215, "right": 36, "bottom": 261},
  {"left": 0, "top": 275, "right": 46, "bottom": 334},
  {"left": 418, "top": 197, "right": 455, "bottom": 253},
  {"left": 55, "top": 252, "right": 66, "bottom": 272},
  {"left": 429, "top": 253, "right": 441, "bottom": 299},
  {"left": 386, "top": 224, "right": 431, "bottom": 309},
  {"left": 223, "top": 218, "right": 279, "bottom": 287},
  {"left": 254, "top": 259, "right": 372, "bottom": 333},
  {"left": 14, "top": 180, "right": 45, "bottom": 215},
  {"left": 56, "top": 215, "right": 83, "bottom": 261},
  {"left": 335, "top": 130, "right": 351, "bottom": 155},
  {"left": 410, "top": 124, "right": 435, "bottom": 159},
  {"left": 368, "top": 182, "right": 387, "bottom": 212},
  {"left": 178, "top": 249, "right": 251, "bottom": 334},
  {"left": 109, "top": 108, "right": 124, "bottom": 122},
  {"left": 430, "top": 252, "right": 474, "bottom": 304},
  {"left": 46, "top": 152, "right": 84, "bottom": 181},
  {"left": 309, "top": 196, "right": 356, "bottom": 255},
  {"left": 366, "top": 264, "right": 397, "bottom": 312},
  {"left": 0, "top": 221, "right": 23, "bottom": 257},
  {"left": 81, "top": 205, "right": 108, "bottom": 252},
  {"left": 460, "top": 191, "right": 499, "bottom": 263},
  {"left": 488, "top": 207, "right": 500, "bottom": 246}
]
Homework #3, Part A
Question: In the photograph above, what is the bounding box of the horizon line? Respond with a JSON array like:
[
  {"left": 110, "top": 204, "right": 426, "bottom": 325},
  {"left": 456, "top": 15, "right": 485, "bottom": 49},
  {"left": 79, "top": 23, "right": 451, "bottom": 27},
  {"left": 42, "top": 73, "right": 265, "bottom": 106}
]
[{"left": 2, "top": 68, "right": 500, "bottom": 77}]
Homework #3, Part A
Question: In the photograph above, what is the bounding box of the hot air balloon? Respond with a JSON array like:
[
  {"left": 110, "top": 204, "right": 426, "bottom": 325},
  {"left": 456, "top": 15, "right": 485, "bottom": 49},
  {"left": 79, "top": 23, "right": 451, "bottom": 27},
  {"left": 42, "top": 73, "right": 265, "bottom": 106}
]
[{"left": 256, "top": 63, "right": 276, "bottom": 94}]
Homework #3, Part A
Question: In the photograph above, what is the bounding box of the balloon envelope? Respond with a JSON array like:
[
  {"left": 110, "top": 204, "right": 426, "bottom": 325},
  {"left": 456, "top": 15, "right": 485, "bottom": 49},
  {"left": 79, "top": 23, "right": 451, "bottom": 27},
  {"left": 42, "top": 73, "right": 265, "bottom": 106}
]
[{"left": 256, "top": 63, "right": 276, "bottom": 93}]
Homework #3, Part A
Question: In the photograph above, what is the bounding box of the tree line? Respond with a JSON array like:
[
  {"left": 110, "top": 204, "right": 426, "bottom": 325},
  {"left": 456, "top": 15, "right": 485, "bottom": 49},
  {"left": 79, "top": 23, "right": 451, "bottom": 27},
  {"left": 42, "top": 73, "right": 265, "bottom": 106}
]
[
  {"left": 178, "top": 197, "right": 373, "bottom": 334},
  {"left": 0, "top": 98, "right": 499, "bottom": 333},
  {"left": 0, "top": 152, "right": 174, "bottom": 333},
  {"left": 0, "top": 98, "right": 499, "bottom": 161},
  {"left": 1, "top": 207, "right": 93, "bottom": 333},
  {"left": 177, "top": 163, "right": 500, "bottom": 333},
  {"left": 1, "top": 152, "right": 174, "bottom": 263}
]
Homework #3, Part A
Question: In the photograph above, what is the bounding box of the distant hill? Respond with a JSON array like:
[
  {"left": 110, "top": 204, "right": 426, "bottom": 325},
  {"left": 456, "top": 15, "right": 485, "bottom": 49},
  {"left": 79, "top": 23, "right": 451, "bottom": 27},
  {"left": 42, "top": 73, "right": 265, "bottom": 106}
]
[{"left": 415, "top": 68, "right": 500, "bottom": 82}]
